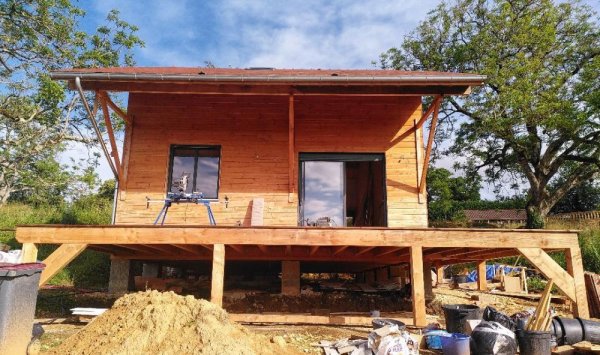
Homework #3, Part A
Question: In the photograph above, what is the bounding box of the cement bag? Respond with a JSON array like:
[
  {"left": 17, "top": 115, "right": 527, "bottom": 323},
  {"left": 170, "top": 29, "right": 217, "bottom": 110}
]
[
  {"left": 0, "top": 250, "right": 22, "bottom": 263},
  {"left": 470, "top": 321, "right": 517, "bottom": 355}
]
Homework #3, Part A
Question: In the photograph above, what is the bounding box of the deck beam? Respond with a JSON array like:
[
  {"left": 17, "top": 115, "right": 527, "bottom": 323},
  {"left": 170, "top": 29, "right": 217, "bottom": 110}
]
[
  {"left": 210, "top": 244, "right": 225, "bottom": 307},
  {"left": 16, "top": 225, "right": 578, "bottom": 249}
]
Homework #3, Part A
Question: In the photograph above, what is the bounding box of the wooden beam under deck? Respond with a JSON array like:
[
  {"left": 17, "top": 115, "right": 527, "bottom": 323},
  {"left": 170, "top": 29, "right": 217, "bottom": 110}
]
[{"left": 16, "top": 225, "right": 578, "bottom": 250}]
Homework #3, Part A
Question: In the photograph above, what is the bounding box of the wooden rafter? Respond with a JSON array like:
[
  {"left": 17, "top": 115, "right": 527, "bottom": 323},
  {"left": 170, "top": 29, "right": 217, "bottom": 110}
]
[
  {"left": 228, "top": 245, "right": 244, "bottom": 253},
  {"left": 309, "top": 246, "right": 320, "bottom": 256},
  {"left": 332, "top": 245, "right": 349, "bottom": 256},
  {"left": 356, "top": 246, "right": 377, "bottom": 256},
  {"left": 376, "top": 247, "right": 403, "bottom": 257}
]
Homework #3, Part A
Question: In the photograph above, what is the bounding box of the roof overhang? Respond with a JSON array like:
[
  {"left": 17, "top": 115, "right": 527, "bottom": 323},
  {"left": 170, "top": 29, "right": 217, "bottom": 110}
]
[{"left": 51, "top": 68, "right": 486, "bottom": 96}]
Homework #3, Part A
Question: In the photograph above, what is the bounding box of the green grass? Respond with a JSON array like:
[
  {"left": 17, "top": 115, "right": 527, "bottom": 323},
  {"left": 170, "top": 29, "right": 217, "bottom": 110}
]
[{"left": 0, "top": 198, "right": 112, "bottom": 288}]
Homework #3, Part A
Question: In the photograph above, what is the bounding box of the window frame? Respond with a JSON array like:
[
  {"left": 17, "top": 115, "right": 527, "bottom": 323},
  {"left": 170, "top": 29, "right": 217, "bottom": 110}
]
[{"left": 167, "top": 145, "right": 221, "bottom": 199}]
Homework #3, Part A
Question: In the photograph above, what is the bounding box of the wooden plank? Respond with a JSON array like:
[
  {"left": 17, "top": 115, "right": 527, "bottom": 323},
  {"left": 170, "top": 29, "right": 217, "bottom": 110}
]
[
  {"left": 229, "top": 313, "right": 426, "bottom": 326},
  {"left": 418, "top": 97, "right": 440, "bottom": 193},
  {"left": 436, "top": 264, "right": 444, "bottom": 284},
  {"left": 16, "top": 225, "right": 579, "bottom": 249},
  {"left": 39, "top": 244, "right": 87, "bottom": 286},
  {"left": 566, "top": 247, "right": 590, "bottom": 318},
  {"left": 332, "top": 246, "right": 349, "bottom": 256},
  {"left": 309, "top": 246, "right": 319, "bottom": 256},
  {"left": 281, "top": 260, "right": 300, "bottom": 296},
  {"left": 518, "top": 248, "right": 576, "bottom": 302},
  {"left": 20, "top": 243, "right": 38, "bottom": 263},
  {"left": 410, "top": 245, "right": 426, "bottom": 327},
  {"left": 477, "top": 260, "right": 487, "bottom": 291},
  {"left": 355, "top": 246, "right": 377, "bottom": 256},
  {"left": 210, "top": 244, "right": 225, "bottom": 307}
]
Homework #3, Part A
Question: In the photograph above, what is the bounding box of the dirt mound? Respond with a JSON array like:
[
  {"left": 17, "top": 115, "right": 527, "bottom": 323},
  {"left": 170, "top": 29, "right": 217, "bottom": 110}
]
[{"left": 49, "top": 290, "right": 296, "bottom": 355}]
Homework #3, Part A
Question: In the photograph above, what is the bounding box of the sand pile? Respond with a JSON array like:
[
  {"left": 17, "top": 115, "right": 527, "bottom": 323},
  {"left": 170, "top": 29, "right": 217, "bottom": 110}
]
[{"left": 49, "top": 290, "right": 296, "bottom": 355}]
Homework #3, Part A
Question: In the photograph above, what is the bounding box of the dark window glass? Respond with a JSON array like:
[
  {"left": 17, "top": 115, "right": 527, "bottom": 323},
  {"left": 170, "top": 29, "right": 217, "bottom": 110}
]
[{"left": 169, "top": 146, "right": 220, "bottom": 199}]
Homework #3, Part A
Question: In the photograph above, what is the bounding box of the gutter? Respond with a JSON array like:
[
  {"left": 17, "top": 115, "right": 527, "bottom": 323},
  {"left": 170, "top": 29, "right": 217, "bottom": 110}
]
[{"left": 51, "top": 72, "right": 486, "bottom": 85}]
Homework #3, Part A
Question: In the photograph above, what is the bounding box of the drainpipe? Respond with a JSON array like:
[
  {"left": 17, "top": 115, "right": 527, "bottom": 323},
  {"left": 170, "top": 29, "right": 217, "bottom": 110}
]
[{"left": 74, "top": 77, "right": 120, "bottom": 224}]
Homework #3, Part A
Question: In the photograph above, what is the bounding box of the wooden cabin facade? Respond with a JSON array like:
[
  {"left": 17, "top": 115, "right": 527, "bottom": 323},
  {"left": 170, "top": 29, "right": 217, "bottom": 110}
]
[{"left": 16, "top": 68, "right": 589, "bottom": 325}]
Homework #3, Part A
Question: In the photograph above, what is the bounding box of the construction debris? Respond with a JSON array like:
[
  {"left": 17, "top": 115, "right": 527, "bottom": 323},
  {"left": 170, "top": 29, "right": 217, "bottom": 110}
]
[
  {"left": 526, "top": 280, "right": 555, "bottom": 331},
  {"left": 48, "top": 290, "right": 298, "bottom": 354},
  {"left": 585, "top": 272, "right": 600, "bottom": 319}
]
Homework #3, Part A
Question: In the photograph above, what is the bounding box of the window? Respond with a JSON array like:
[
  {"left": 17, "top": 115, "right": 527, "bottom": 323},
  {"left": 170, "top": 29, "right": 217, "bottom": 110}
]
[{"left": 168, "top": 145, "right": 220, "bottom": 199}]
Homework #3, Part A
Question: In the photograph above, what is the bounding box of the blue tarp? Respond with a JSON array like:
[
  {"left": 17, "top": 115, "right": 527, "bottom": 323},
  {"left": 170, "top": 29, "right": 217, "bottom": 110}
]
[{"left": 465, "top": 264, "right": 523, "bottom": 282}]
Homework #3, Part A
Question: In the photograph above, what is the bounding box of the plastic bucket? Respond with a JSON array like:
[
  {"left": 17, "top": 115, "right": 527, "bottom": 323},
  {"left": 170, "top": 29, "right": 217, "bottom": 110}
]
[
  {"left": 0, "top": 262, "right": 45, "bottom": 355},
  {"left": 424, "top": 330, "right": 450, "bottom": 350},
  {"left": 441, "top": 333, "right": 470, "bottom": 355},
  {"left": 554, "top": 316, "right": 584, "bottom": 345},
  {"left": 517, "top": 330, "right": 551, "bottom": 355},
  {"left": 580, "top": 318, "right": 600, "bottom": 344},
  {"left": 443, "top": 304, "right": 483, "bottom": 334}
]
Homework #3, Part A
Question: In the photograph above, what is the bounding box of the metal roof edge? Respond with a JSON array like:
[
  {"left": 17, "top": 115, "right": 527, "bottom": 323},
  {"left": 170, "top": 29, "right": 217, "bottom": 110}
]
[{"left": 49, "top": 71, "right": 487, "bottom": 84}]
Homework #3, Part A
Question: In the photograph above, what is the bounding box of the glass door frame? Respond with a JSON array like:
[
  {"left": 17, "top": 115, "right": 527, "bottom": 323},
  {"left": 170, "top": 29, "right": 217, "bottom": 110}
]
[{"left": 298, "top": 152, "right": 387, "bottom": 227}]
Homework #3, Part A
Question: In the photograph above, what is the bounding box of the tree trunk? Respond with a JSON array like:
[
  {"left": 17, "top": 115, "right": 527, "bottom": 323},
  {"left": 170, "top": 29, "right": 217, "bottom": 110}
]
[{"left": 526, "top": 195, "right": 548, "bottom": 229}]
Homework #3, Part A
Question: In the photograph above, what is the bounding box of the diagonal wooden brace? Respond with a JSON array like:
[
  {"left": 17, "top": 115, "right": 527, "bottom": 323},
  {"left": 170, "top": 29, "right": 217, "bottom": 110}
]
[
  {"left": 517, "top": 248, "right": 575, "bottom": 300},
  {"left": 39, "top": 243, "right": 88, "bottom": 286}
]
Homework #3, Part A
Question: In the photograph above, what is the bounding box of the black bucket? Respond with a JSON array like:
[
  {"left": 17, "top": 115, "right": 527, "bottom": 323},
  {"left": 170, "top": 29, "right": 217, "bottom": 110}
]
[
  {"left": 580, "top": 318, "right": 600, "bottom": 344},
  {"left": 442, "top": 304, "right": 483, "bottom": 334},
  {"left": 554, "top": 316, "right": 584, "bottom": 345},
  {"left": 517, "top": 330, "right": 551, "bottom": 355}
]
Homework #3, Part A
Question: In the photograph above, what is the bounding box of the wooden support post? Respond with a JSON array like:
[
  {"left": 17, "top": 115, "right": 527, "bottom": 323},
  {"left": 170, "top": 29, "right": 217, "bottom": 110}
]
[
  {"left": 288, "top": 94, "right": 296, "bottom": 203},
  {"left": 436, "top": 264, "right": 444, "bottom": 285},
  {"left": 376, "top": 267, "right": 389, "bottom": 283},
  {"left": 410, "top": 246, "right": 426, "bottom": 327},
  {"left": 365, "top": 270, "right": 375, "bottom": 285},
  {"left": 566, "top": 247, "right": 590, "bottom": 318},
  {"left": 424, "top": 261, "right": 433, "bottom": 300},
  {"left": 20, "top": 243, "right": 38, "bottom": 263},
  {"left": 477, "top": 260, "right": 487, "bottom": 291},
  {"left": 39, "top": 244, "right": 87, "bottom": 286},
  {"left": 281, "top": 261, "right": 300, "bottom": 296},
  {"left": 210, "top": 244, "right": 225, "bottom": 307}
]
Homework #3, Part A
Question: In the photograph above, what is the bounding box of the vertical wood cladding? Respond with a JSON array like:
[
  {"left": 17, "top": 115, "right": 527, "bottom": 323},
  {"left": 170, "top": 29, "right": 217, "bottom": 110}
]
[{"left": 116, "top": 94, "right": 427, "bottom": 227}]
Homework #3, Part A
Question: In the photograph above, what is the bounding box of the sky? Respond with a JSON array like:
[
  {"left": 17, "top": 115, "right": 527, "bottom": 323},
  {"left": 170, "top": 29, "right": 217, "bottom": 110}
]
[{"left": 72, "top": 0, "right": 600, "bottom": 199}]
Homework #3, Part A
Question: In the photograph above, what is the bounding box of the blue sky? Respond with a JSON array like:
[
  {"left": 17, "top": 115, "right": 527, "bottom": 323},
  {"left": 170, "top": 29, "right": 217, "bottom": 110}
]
[
  {"left": 81, "top": 0, "right": 442, "bottom": 69},
  {"left": 72, "top": 0, "right": 599, "bottom": 198}
]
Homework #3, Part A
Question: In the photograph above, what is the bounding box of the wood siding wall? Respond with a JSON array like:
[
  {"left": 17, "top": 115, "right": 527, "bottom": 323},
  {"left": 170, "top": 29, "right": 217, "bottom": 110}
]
[{"left": 115, "top": 94, "right": 427, "bottom": 227}]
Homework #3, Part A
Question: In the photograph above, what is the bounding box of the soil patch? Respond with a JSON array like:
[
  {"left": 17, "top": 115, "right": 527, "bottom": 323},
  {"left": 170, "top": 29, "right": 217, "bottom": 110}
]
[{"left": 47, "top": 290, "right": 299, "bottom": 355}]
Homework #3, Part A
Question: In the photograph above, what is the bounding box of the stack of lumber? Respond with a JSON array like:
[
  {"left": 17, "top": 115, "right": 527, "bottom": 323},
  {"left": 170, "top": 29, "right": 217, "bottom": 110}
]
[
  {"left": 585, "top": 272, "right": 600, "bottom": 318},
  {"left": 526, "top": 280, "right": 554, "bottom": 331}
]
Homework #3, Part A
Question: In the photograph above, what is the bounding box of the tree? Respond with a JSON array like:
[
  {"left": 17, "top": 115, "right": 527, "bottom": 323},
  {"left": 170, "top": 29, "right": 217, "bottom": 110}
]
[
  {"left": 551, "top": 180, "right": 600, "bottom": 213},
  {"left": 0, "top": 1, "right": 143, "bottom": 204},
  {"left": 381, "top": 0, "right": 600, "bottom": 228},
  {"left": 427, "top": 167, "right": 481, "bottom": 221}
]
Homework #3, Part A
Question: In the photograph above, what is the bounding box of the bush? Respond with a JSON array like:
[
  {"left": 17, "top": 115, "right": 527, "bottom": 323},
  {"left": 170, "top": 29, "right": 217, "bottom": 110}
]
[
  {"left": 0, "top": 187, "right": 114, "bottom": 289},
  {"left": 579, "top": 229, "right": 600, "bottom": 274}
]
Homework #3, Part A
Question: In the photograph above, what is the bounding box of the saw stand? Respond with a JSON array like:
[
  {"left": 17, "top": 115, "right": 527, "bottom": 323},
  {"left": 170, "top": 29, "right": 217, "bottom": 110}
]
[{"left": 146, "top": 192, "right": 228, "bottom": 226}]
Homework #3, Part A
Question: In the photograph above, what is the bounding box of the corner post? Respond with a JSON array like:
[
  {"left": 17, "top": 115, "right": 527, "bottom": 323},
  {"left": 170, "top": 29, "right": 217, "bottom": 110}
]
[
  {"left": 410, "top": 245, "right": 426, "bottom": 326},
  {"left": 211, "top": 244, "right": 225, "bottom": 307},
  {"left": 566, "top": 247, "right": 589, "bottom": 318},
  {"left": 477, "top": 260, "right": 487, "bottom": 291}
]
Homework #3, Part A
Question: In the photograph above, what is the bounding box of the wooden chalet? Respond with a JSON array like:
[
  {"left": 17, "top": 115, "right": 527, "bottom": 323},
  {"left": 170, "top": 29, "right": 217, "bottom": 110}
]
[{"left": 16, "top": 67, "right": 589, "bottom": 325}]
